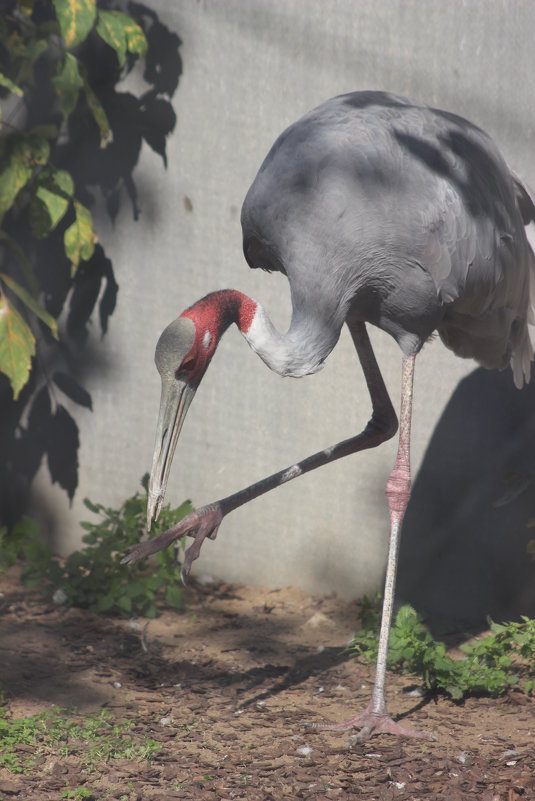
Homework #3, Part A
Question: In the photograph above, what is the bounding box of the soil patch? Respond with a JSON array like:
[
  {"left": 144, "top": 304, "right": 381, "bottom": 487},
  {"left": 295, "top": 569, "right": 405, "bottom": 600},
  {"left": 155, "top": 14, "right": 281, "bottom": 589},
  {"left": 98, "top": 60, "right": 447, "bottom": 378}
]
[{"left": 1, "top": 568, "right": 534, "bottom": 800}]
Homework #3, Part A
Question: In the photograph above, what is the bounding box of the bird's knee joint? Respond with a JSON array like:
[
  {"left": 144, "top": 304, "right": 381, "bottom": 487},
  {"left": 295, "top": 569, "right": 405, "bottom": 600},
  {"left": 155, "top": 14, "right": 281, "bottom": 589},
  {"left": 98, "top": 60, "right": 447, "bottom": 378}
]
[
  {"left": 368, "top": 409, "right": 398, "bottom": 442},
  {"left": 385, "top": 468, "right": 411, "bottom": 513}
]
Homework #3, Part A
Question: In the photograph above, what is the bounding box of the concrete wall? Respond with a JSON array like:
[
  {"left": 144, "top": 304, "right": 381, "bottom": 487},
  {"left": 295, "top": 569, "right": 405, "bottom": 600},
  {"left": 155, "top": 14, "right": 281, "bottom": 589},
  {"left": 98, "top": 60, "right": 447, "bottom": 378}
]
[{"left": 30, "top": 0, "right": 535, "bottom": 623}]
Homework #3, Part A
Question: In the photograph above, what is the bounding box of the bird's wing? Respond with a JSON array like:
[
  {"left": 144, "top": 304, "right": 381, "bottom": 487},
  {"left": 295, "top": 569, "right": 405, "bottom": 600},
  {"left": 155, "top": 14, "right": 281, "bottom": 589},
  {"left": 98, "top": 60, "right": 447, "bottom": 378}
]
[{"left": 510, "top": 170, "right": 535, "bottom": 225}]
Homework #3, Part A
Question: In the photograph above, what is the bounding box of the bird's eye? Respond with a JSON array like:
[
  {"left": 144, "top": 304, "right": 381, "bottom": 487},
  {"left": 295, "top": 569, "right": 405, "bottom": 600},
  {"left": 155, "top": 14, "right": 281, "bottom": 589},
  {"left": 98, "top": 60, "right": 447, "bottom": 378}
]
[{"left": 177, "top": 354, "right": 195, "bottom": 377}]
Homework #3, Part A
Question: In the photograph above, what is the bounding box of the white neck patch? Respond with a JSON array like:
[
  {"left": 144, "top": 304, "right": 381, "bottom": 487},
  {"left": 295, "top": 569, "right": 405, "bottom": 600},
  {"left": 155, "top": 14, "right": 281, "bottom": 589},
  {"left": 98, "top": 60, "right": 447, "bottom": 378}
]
[{"left": 203, "top": 330, "right": 212, "bottom": 349}]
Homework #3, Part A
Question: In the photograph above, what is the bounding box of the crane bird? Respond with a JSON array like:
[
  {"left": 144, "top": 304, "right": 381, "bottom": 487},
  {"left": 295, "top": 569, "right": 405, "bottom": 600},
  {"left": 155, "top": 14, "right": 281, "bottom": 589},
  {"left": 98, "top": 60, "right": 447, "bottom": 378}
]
[{"left": 124, "top": 91, "right": 535, "bottom": 742}]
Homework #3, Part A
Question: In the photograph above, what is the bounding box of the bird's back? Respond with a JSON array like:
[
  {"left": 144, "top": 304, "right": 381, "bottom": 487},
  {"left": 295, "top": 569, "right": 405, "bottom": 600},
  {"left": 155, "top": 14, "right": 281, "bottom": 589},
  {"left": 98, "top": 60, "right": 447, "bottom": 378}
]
[{"left": 241, "top": 91, "right": 535, "bottom": 386}]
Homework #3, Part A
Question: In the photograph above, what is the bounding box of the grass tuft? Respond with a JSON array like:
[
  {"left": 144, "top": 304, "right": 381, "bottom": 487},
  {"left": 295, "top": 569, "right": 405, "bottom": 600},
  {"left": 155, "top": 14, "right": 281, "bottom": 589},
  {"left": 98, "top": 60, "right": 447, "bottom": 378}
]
[{"left": 0, "top": 706, "right": 161, "bottom": 775}]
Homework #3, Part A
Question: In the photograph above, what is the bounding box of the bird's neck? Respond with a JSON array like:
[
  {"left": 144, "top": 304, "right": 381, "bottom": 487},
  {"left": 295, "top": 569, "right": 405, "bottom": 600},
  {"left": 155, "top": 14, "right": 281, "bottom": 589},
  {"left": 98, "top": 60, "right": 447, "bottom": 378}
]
[{"left": 184, "top": 289, "right": 335, "bottom": 377}]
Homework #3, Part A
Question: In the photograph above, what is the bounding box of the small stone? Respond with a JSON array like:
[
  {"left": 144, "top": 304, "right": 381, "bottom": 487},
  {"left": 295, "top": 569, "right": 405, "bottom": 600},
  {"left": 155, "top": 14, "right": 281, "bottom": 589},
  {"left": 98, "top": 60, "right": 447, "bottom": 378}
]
[
  {"left": 197, "top": 574, "right": 216, "bottom": 585},
  {"left": 405, "top": 686, "right": 425, "bottom": 697},
  {"left": 302, "top": 612, "right": 330, "bottom": 628},
  {"left": 52, "top": 588, "right": 68, "bottom": 605},
  {"left": 0, "top": 779, "right": 20, "bottom": 795}
]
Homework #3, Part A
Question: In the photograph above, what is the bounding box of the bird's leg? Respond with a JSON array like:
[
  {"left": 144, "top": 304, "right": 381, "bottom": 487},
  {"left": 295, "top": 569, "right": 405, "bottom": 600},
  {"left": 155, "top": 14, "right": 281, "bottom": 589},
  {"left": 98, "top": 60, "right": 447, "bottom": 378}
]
[
  {"left": 309, "top": 353, "right": 435, "bottom": 743},
  {"left": 123, "top": 322, "right": 398, "bottom": 571}
]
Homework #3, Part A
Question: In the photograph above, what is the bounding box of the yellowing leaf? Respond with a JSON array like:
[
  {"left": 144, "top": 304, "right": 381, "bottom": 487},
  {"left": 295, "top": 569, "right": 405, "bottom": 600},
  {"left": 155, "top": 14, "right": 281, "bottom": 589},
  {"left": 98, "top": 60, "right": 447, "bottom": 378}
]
[
  {"left": 52, "top": 0, "right": 97, "bottom": 49},
  {"left": 30, "top": 169, "right": 74, "bottom": 238},
  {"left": 0, "top": 73, "right": 23, "bottom": 97},
  {"left": 0, "top": 293, "right": 36, "bottom": 400},
  {"left": 0, "top": 272, "right": 58, "bottom": 340},
  {"left": 96, "top": 11, "right": 147, "bottom": 66},
  {"left": 122, "top": 16, "right": 147, "bottom": 58},
  {"left": 64, "top": 200, "right": 96, "bottom": 274},
  {"left": 96, "top": 11, "right": 127, "bottom": 66},
  {"left": 24, "top": 134, "right": 50, "bottom": 166},
  {"left": 52, "top": 53, "right": 83, "bottom": 119},
  {"left": 0, "top": 149, "right": 32, "bottom": 220},
  {"left": 16, "top": 0, "right": 34, "bottom": 16},
  {"left": 0, "top": 136, "right": 50, "bottom": 222},
  {"left": 82, "top": 73, "right": 110, "bottom": 147}
]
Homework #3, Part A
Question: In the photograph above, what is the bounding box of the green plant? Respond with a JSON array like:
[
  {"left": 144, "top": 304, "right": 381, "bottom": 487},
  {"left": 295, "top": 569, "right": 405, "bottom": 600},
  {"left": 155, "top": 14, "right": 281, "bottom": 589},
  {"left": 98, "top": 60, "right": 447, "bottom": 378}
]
[
  {"left": 61, "top": 787, "right": 93, "bottom": 800},
  {"left": 0, "top": 0, "right": 147, "bottom": 398},
  {"left": 351, "top": 594, "right": 535, "bottom": 700},
  {"left": 3, "top": 475, "right": 193, "bottom": 616},
  {"left": 0, "top": 705, "right": 161, "bottom": 775},
  {"left": 0, "top": 515, "right": 52, "bottom": 579},
  {"left": 495, "top": 470, "right": 535, "bottom": 559},
  {"left": 0, "top": 1, "right": 180, "bottom": 524}
]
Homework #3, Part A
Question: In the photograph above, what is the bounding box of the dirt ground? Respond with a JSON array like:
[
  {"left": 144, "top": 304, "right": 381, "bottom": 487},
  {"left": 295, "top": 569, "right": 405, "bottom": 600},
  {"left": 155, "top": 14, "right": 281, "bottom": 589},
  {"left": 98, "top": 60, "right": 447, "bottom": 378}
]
[{"left": 1, "top": 567, "right": 535, "bottom": 801}]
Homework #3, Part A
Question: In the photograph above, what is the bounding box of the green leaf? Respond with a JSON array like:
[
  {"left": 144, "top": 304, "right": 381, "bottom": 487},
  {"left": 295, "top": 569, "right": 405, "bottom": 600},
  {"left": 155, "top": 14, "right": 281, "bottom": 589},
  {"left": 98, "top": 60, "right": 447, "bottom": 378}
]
[
  {"left": 16, "top": 38, "right": 49, "bottom": 86},
  {"left": 52, "top": 53, "right": 83, "bottom": 119},
  {"left": 0, "top": 231, "right": 38, "bottom": 296},
  {"left": 64, "top": 200, "right": 96, "bottom": 274},
  {"left": 16, "top": 0, "right": 35, "bottom": 16},
  {"left": 83, "top": 498, "right": 103, "bottom": 514},
  {"left": 0, "top": 135, "right": 50, "bottom": 220},
  {"left": 0, "top": 272, "right": 58, "bottom": 339},
  {"left": 96, "top": 11, "right": 147, "bottom": 67},
  {"left": 0, "top": 73, "right": 23, "bottom": 97},
  {"left": 81, "top": 72, "right": 110, "bottom": 147},
  {"left": 165, "top": 583, "right": 183, "bottom": 609},
  {"left": 0, "top": 133, "right": 50, "bottom": 219},
  {"left": 0, "top": 146, "right": 32, "bottom": 221},
  {"left": 122, "top": 15, "right": 147, "bottom": 58},
  {"left": 52, "top": 0, "right": 97, "bottom": 49},
  {"left": 30, "top": 124, "right": 59, "bottom": 141},
  {"left": 0, "top": 293, "right": 35, "bottom": 399},
  {"left": 96, "top": 11, "right": 127, "bottom": 66},
  {"left": 26, "top": 134, "right": 50, "bottom": 166},
  {"left": 30, "top": 169, "right": 74, "bottom": 238},
  {"left": 117, "top": 594, "right": 132, "bottom": 613},
  {"left": 145, "top": 604, "right": 158, "bottom": 619}
]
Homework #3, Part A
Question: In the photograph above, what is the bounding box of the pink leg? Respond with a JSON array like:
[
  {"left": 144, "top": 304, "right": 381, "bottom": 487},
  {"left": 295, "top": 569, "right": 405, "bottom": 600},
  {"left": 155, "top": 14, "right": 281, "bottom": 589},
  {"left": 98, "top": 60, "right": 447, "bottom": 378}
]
[{"left": 309, "top": 355, "right": 436, "bottom": 744}]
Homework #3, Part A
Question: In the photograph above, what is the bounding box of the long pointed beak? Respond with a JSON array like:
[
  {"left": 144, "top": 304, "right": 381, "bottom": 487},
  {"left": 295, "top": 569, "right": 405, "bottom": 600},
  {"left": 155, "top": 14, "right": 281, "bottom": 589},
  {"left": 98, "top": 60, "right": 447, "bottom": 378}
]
[{"left": 147, "top": 376, "right": 196, "bottom": 531}]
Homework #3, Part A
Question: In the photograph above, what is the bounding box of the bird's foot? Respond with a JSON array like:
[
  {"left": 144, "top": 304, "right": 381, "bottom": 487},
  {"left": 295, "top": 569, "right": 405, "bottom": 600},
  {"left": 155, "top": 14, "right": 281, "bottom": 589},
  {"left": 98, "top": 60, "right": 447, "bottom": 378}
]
[
  {"left": 122, "top": 503, "right": 224, "bottom": 579},
  {"left": 305, "top": 701, "right": 436, "bottom": 746}
]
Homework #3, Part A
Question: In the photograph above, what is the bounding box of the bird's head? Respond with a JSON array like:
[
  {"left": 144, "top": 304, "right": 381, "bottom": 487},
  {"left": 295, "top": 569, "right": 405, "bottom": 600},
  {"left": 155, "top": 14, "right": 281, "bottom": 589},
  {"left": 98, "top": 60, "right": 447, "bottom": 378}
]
[{"left": 146, "top": 309, "right": 220, "bottom": 531}]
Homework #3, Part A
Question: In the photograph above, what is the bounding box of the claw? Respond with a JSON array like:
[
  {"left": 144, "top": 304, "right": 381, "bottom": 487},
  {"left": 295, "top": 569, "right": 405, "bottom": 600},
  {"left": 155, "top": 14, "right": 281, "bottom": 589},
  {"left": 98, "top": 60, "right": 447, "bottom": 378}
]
[
  {"left": 307, "top": 699, "right": 436, "bottom": 743},
  {"left": 121, "top": 503, "right": 224, "bottom": 569}
]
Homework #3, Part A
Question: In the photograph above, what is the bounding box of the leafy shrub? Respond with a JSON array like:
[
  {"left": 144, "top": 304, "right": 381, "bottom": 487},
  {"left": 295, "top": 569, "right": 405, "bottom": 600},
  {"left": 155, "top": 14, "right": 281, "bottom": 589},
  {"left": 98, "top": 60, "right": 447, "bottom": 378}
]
[
  {"left": 0, "top": 0, "right": 149, "bottom": 398},
  {"left": 0, "top": 0, "right": 181, "bottom": 523},
  {"left": 1, "top": 475, "right": 193, "bottom": 617},
  {"left": 351, "top": 593, "right": 535, "bottom": 699}
]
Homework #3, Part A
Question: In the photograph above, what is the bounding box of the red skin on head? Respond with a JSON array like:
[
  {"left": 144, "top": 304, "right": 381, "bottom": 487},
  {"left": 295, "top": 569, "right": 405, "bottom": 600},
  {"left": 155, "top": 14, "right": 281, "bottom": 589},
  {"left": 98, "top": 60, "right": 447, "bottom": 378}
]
[{"left": 179, "top": 290, "right": 257, "bottom": 386}]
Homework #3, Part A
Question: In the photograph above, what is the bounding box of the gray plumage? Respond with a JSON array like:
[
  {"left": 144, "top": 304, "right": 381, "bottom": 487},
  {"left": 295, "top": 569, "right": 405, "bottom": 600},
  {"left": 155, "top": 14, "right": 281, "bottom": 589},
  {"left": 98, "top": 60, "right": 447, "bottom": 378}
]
[
  {"left": 127, "top": 91, "right": 535, "bottom": 741},
  {"left": 242, "top": 91, "right": 535, "bottom": 386}
]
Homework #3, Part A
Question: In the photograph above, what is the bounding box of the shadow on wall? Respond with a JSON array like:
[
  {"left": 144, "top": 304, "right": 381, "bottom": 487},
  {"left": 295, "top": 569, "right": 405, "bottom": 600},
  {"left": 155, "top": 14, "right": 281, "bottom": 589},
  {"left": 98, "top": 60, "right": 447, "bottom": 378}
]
[
  {"left": 0, "top": 3, "right": 182, "bottom": 529},
  {"left": 397, "top": 364, "right": 535, "bottom": 636}
]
